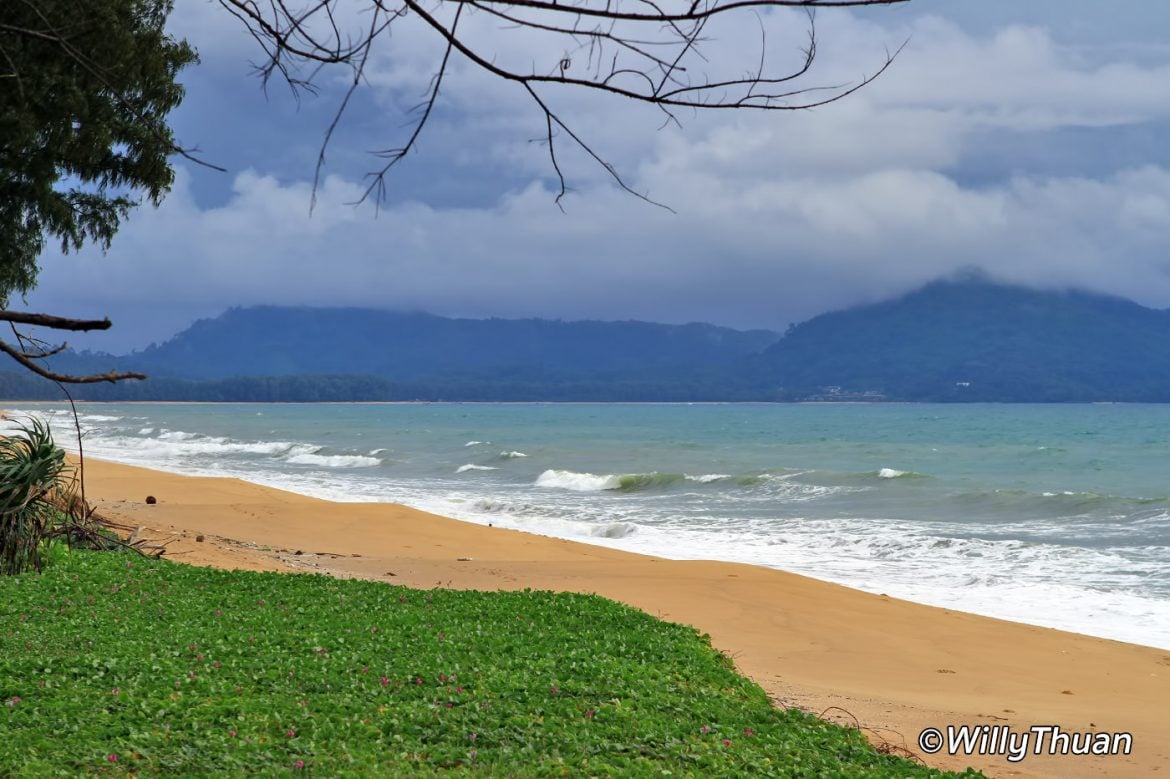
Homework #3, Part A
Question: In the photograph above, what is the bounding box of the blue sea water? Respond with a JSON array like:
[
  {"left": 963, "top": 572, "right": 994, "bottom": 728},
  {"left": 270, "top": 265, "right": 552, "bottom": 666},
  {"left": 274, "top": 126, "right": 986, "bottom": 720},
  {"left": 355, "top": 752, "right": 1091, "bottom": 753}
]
[{"left": 7, "top": 402, "right": 1169, "bottom": 649}]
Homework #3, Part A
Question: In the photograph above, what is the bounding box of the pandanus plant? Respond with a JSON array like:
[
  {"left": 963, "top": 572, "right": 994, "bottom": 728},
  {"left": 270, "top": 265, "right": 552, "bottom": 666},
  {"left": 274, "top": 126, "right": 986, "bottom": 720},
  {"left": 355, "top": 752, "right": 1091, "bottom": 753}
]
[{"left": 0, "top": 419, "right": 74, "bottom": 574}]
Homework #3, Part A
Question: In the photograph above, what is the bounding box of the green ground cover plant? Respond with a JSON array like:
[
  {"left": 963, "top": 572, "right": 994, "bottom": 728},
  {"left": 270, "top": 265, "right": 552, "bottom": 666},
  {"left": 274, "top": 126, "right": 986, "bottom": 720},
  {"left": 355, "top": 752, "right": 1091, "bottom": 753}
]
[{"left": 0, "top": 552, "right": 984, "bottom": 777}]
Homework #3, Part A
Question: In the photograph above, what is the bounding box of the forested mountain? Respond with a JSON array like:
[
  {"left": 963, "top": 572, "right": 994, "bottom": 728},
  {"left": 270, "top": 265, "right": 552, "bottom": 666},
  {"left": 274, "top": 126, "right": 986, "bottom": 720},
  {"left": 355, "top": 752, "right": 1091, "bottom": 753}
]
[
  {"left": 754, "top": 276, "right": 1170, "bottom": 401},
  {"left": 16, "top": 278, "right": 1170, "bottom": 402},
  {"left": 67, "top": 308, "right": 778, "bottom": 381}
]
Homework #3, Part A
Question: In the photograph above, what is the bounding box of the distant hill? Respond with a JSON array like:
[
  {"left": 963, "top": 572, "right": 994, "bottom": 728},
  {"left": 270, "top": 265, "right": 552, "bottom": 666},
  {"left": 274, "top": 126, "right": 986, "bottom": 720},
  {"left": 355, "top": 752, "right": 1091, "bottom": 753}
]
[
  {"left": 20, "top": 278, "right": 1170, "bottom": 402},
  {"left": 754, "top": 276, "right": 1170, "bottom": 401},
  {"left": 55, "top": 307, "right": 779, "bottom": 382}
]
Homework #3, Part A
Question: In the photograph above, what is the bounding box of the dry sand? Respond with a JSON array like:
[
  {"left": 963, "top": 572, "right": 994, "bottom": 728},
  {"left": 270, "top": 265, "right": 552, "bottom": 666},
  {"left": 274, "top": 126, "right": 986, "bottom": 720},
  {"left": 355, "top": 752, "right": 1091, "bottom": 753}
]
[{"left": 78, "top": 457, "right": 1169, "bottom": 778}]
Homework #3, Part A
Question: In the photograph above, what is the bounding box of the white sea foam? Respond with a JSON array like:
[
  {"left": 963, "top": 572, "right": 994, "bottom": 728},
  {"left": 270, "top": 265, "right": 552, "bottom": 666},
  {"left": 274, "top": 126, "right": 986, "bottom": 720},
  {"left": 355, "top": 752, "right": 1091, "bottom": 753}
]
[
  {"left": 499, "top": 450, "right": 528, "bottom": 459},
  {"left": 285, "top": 452, "right": 382, "bottom": 468},
  {"left": 686, "top": 473, "right": 731, "bottom": 483},
  {"left": 88, "top": 432, "right": 320, "bottom": 460},
  {"left": 369, "top": 448, "right": 388, "bottom": 455},
  {"left": 464, "top": 440, "right": 488, "bottom": 447},
  {"left": 158, "top": 430, "right": 197, "bottom": 441},
  {"left": 456, "top": 464, "right": 498, "bottom": 473},
  {"left": 535, "top": 469, "right": 622, "bottom": 491},
  {"left": 138, "top": 428, "right": 155, "bottom": 435},
  {"left": 878, "top": 468, "right": 907, "bottom": 479}
]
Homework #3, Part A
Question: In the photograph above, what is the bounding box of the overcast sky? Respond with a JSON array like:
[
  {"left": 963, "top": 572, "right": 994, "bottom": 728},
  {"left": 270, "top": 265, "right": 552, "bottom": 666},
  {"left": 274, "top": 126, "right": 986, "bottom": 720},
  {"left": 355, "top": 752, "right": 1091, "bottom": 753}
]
[{"left": 28, "top": 0, "right": 1170, "bottom": 352}]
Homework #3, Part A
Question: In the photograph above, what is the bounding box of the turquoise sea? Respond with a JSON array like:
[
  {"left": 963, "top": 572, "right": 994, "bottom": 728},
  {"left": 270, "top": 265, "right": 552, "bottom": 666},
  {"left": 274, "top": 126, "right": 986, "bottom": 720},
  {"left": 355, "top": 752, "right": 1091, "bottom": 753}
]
[{"left": 7, "top": 402, "right": 1169, "bottom": 649}]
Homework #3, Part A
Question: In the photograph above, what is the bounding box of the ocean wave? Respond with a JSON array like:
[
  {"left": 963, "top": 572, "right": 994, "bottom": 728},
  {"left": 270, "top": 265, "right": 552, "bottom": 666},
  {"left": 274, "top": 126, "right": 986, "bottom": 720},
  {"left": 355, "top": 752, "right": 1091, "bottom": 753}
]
[
  {"left": 464, "top": 440, "right": 489, "bottom": 447},
  {"left": 535, "top": 469, "right": 622, "bottom": 491},
  {"left": 498, "top": 450, "right": 528, "bottom": 459},
  {"left": 686, "top": 473, "right": 779, "bottom": 487},
  {"left": 535, "top": 470, "right": 698, "bottom": 492},
  {"left": 456, "top": 464, "right": 498, "bottom": 474},
  {"left": 369, "top": 447, "right": 388, "bottom": 455},
  {"left": 535, "top": 469, "right": 799, "bottom": 493},
  {"left": 463, "top": 497, "right": 637, "bottom": 539},
  {"left": 588, "top": 522, "right": 636, "bottom": 539},
  {"left": 138, "top": 428, "right": 155, "bottom": 435},
  {"left": 878, "top": 468, "right": 923, "bottom": 479},
  {"left": 685, "top": 473, "right": 731, "bottom": 483},
  {"left": 285, "top": 453, "right": 382, "bottom": 468},
  {"left": 89, "top": 433, "right": 321, "bottom": 459}
]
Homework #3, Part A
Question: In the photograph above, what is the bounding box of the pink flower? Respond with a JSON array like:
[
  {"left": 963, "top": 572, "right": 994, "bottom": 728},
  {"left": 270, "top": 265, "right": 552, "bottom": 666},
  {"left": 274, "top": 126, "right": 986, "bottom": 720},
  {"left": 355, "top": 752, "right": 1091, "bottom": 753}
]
[
  {"left": 362, "top": 667, "right": 369, "bottom": 674},
  {"left": 213, "top": 661, "right": 221, "bottom": 669},
  {"left": 214, "top": 609, "right": 222, "bottom": 617},
  {"left": 380, "top": 676, "right": 389, "bottom": 687},
  {"left": 415, "top": 676, "right": 423, "bottom": 685},
  {"left": 456, "top": 686, "right": 463, "bottom": 694},
  {"left": 287, "top": 728, "right": 296, "bottom": 738},
  {"left": 722, "top": 739, "right": 731, "bottom": 747},
  {"left": 294, "top": 759, "right": 305, "bottom": 769},
  {"left": 229, "top": 730, "right": 237, "bottom": 738},
  {"left": 585, "top": 709, "right": 595, "bottom": 719},
  {"left": 469, "top": 733, "right": 477, "bottom": 741},
  {"left": 549, "top": 686, "right": 558, "bottom": 694},
  {"left": 439, "top": 674, "right": 447, "bottom": 683},
  {"left": 699, "top": 725, "right": 711, "bottom": 734},
  {"left": 743, "top": 727, "right": 755, "bottom": 736},
  {"left": 107, "top": 754, "right": 118, "bottom": 763}
]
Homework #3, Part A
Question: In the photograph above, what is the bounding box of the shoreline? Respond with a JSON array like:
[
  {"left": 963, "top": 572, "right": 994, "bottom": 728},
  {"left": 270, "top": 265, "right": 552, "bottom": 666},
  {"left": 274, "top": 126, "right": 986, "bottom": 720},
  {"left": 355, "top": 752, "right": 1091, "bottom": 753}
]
[{"left": 77, "top": 455, "right": 1170, "bottom": 778}]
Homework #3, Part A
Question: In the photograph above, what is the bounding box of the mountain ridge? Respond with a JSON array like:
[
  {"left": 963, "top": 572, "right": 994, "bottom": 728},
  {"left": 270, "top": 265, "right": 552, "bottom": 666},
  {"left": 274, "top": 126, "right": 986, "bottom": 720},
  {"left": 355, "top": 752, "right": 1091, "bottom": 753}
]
[{"left": 19, "top": 276, "right": 1170, "bottom": 402}]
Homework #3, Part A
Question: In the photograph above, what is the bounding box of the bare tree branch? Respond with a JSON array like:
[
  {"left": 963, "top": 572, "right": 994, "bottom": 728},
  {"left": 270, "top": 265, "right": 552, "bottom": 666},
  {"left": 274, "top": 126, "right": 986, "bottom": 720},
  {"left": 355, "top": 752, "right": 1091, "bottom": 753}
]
[
  {"left": 0, "top": 339, "right": 145, "bottom": 384},
  {"left": 0, "top": 311, "right": 147, "bottom": 384},
  {"left": 216, "top": 0, "right": 911, "bottom": 207},
  {"left": 0, "top": 311, "right": 116, "bottom": 332}
]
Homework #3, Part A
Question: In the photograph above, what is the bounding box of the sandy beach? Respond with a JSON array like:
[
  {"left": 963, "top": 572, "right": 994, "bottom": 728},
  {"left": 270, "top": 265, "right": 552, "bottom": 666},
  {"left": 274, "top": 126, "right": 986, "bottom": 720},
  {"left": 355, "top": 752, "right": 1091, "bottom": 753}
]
[{"left": 78, "top": 456, "right": 1169, "bottom": 778}]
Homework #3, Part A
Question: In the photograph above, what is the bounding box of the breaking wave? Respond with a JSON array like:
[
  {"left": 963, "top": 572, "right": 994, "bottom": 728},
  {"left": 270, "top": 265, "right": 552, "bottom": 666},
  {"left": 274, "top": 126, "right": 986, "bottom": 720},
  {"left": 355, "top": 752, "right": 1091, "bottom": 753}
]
[
  {"left": 535, "top": 469, "right": 621, "bottom": 491},
  {"left": 285, "top": 453, "right": 382, "bottom": 468},
  {"left": 535, "top": 469, "right": 801, "bottom": 493},
  {"left": 878, "top": 468, "right": 924, "bottom": 479},
  {"left": 456, "top": 464, "right": 498, "bottom": 474}
]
